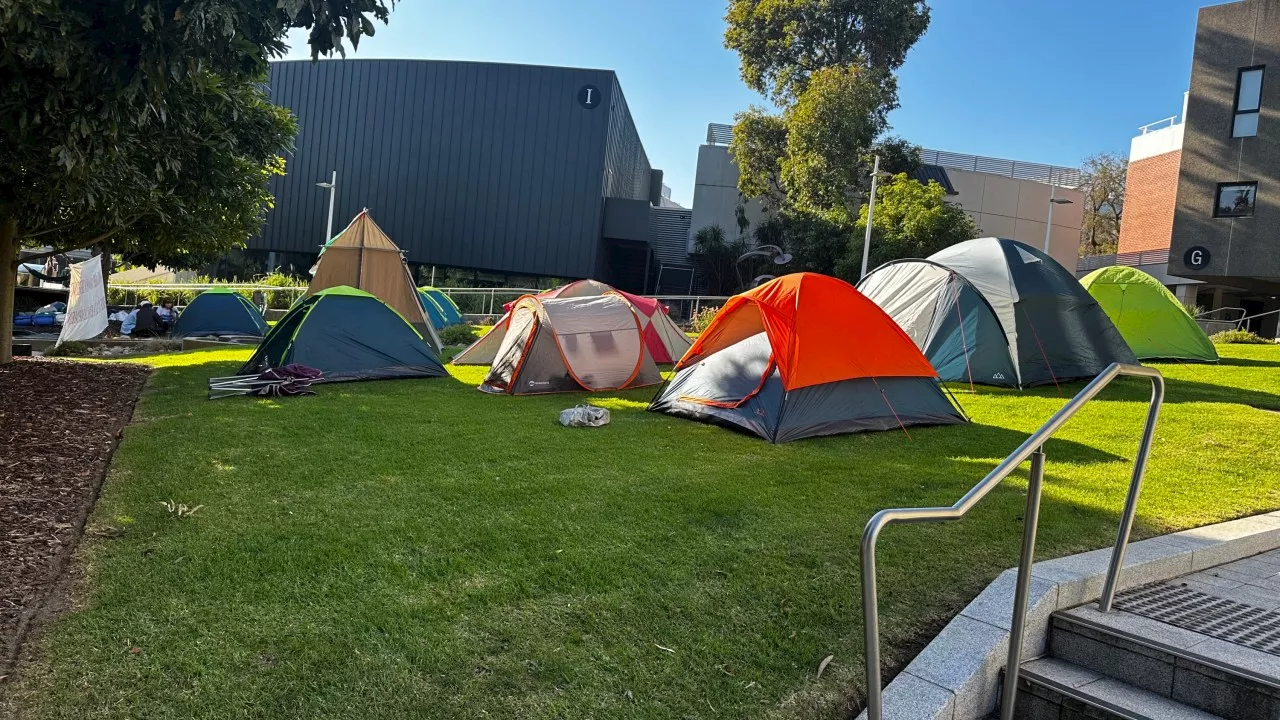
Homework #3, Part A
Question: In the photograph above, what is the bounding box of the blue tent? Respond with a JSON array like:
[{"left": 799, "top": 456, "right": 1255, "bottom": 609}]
[
  {"left": 171, "top": 288, "right": 269, "bottom": 338},
  {"left": 417, "top": 290, "right": 448, "bottom": 330},
  {"left": 419, "top": 286, "right": 463, "bottom": 325},
  {"left": 239, "top": 286, "right": 446, "bottom": 382}
]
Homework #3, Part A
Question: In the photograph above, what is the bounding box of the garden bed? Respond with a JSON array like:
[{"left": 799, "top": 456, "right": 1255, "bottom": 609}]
[{"left": 0, "top": 359, "right": 149, "bottom": 678}]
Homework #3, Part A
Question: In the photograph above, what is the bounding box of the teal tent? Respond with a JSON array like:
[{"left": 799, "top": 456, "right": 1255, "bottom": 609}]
[
  {"left": 419, "top": 286, "right": 463, "bottom": 325},
  {"left": 240, "top": 286, "right": 447, "bottom": 382},
  {"left": 171, "top": 288, "right": 269, "bottom": 338}
]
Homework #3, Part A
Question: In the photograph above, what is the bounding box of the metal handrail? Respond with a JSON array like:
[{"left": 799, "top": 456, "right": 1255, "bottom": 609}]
[
  {"left": 860, "top": 363, "right": 1165, "bottom": 720},
  {"left": 1195, "top": 306, "right": 1246, "bottom": 322},
  {"left": 1233, "top": 307, "right": 1280, "bottom": 331},
  {"left": 1138, "top": 115, "right": 1179, "bottom": 134}
]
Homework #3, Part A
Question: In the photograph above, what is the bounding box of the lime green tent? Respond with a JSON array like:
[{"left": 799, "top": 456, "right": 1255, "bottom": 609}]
[{"left": 1080, "top": 266, "right": 1217, "bottom": 362}]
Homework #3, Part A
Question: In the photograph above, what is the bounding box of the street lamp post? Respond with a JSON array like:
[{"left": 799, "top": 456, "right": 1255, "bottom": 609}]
[
  {"left": 1043, "top": 168, "right": 1073, "bottom": 254},
  {"left": 849, "top": 156, "right": 893, "bottom": 280},
  {"left": 315, "top": 170, "right": 337, "bottom": 246},
  {"left": 860, "top": 155, "right": 882, "bottom": 280}
]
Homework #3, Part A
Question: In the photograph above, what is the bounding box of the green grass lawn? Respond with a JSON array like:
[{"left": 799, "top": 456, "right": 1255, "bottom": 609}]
[{"left": 7, "top": 346, "right": 1280, "bottom": 719}]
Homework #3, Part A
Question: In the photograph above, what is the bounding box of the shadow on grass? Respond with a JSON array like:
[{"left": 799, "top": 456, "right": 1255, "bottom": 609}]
[
  {"left": 1002, "top": 376, "right": 1280, "bottom": 411},
  {"left": 1216, "top": 356, "right": 1280, "bottom": 368}
]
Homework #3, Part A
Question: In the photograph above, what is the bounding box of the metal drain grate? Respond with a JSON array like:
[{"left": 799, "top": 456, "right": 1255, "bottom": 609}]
[{"left": 1114, "top": 582, "right": 1280, "bottom": 656}]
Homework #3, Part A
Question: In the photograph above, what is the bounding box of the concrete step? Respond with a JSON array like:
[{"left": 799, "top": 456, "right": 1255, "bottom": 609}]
[
  {"left": 1049, "top": 605, "right": 1280, "bottom": 720},
  {"left": 1008, "top": 657, "right": 1225, "bottom": 720}
]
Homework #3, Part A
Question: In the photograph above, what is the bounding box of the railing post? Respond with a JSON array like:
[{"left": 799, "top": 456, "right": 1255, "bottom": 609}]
[
  {"left": 1098, "top": 375, "right": 1165, "bottom": 611},
  {"left": 861, "top": 515, "right": 887, "bottom": 720},
  {"left": 999, "top": 447, "right": 1046, "bottom": 720}
]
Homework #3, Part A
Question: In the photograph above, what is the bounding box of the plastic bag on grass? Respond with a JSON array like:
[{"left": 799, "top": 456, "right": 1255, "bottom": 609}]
[{"left": 559, "top": 404, "right": 610, "bottom": 428}]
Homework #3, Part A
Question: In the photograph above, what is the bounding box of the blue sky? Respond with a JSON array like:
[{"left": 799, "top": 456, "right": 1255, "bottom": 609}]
[{"left": 284, "top": 0, "right": 1210, "bottom": 206}]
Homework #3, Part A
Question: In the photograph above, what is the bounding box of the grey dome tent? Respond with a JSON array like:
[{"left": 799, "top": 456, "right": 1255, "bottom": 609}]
[
  {"left": 858, "top": 238, "right": 1137, "bottom": 389},
  {"left": 170, "top": 288, "right": 268, "bottom": 338},
  {"left": 239, "top": 286, "right": 446, "bottom": 383}
]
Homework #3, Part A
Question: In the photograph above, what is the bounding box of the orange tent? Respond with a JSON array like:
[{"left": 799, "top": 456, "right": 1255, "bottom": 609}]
[
  {"left": 652, "top": 273, "right": 964, "bottom": 443},
  {"left": 679, "top": 273, "right": 937, "bottom": 390}
]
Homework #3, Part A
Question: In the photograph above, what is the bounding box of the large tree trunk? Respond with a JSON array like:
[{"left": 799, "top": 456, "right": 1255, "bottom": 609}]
[{"left": 0, "top": 217, "right": 19, "bottom": 364}]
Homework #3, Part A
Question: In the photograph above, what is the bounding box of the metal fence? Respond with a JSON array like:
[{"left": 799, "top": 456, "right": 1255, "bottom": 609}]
[
  {"left": 920, "top": 149, "right": 1084, "bottom": 188},
  {"left": 107, "top": 283, "right": 731, "bottom": 323},
  {"left": 706, "top": 123, "right": 734, "bottom": 146}
]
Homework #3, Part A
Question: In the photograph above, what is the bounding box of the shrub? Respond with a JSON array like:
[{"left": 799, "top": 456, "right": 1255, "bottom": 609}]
[
  {"left": 689, "top": 305, "right": 722, "bottom": 334},
  {"left": 256, "top": 272, "right": 307, "bottom": 309},
  {"left": 439, "top": 324, "right": 479, "bottom": 346},
  {"left": 44, "top": 341, "right": 91, "bottom": 357},
  {"left": 1210, "top": 329, "right": 1273, "bottom": 345}
]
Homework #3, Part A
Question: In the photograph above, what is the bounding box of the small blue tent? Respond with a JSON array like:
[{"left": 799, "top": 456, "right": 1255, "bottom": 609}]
[
  {"left": 417, "top": 290, "right": 448, "bottom": 330},
  {"left": 239, "top": 286, "right": 447, "bottom": 382},
  {"left": 171, "top": 288, "right": 269, "bottom": 338},
  {"left": 419, "top": 286, "right": 463, "bottom": 325}
]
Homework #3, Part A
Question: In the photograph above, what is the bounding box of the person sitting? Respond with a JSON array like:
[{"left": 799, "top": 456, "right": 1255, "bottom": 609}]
[
  {"left": 155, "top": 300, "right": 177, "bottom": 330},
  {"left": 132, "top": 301, "right": 161, "bottom": 337},
  {"left": 120, "top": 305, "right": 140, "bottom": 335}
]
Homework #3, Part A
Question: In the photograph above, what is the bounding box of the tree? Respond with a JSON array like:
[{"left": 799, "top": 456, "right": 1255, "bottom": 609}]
[
  {"left": 0, "top": 0, "right": 397, "bottom": 362},
  {"left": 724, "top": 0, "right": 929, "bottom": 218},
  {"left": 728, "top": 108, "right": 788, "bottom": 209},
  {"left": 691, "top": 225, "right": 748, "bottom": 296},
  {"left": 724, "top": 0, "right": 930, "bottom": 105},
  {"left": 779, "top": 65, "right": 895, "bottom": 213},
  {"left": 1079, "top": 152, "right": 1127, "bottom": 257},
  {"left": 755, "top": 210, "right": 852, "bottom": 278},
  {"left": 851, "top": 174, "right": 977, "bottom": 272}
]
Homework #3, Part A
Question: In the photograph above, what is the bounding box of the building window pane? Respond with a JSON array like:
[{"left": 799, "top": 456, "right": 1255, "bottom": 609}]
[
  {"left": 1214, "top": 182, "right": 1257, "bottom": 218},
  {"left": 1237, "top": 68, "right": 1263, "bottom": 111},
  {"left": 1233, "top": 66, "right": 1263, "bottom": 137},
  {"left": 1234, "top": 112, "right": 1259, "bottom": 137}
]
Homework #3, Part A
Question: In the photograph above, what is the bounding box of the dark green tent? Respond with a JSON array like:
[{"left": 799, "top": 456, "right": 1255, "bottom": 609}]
[
  {"left": 170, "top": 288, "right": 269, "bottom": 338},
  {"left": 239, "top": 286, "right": 446, "bottom": 382}
]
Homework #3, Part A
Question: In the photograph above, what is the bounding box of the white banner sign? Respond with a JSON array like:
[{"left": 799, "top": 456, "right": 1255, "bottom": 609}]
[{"left": 56, "top": 254, "right": 108, "bottom": 346}]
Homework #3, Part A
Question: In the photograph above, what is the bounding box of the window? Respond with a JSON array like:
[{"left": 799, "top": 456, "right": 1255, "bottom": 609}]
[
  {"left": 1215, "top": 182, "right": 1257, "bottom": 218},
  {"left": 1233, "top": 66, "right": 1264, "bottom": 137}
]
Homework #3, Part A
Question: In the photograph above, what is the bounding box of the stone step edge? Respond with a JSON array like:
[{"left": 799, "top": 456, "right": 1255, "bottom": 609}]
[{"left": 855, "top": 509, "right": 1280, "bottom": 720}]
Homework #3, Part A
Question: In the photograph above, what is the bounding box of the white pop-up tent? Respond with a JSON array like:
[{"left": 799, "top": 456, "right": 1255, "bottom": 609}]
[
  {"left": 479, "top": 293, "right": 663, "bottom": 394},
  {"left": 454, "top": 279, "right": 690, "bottom": 365}
]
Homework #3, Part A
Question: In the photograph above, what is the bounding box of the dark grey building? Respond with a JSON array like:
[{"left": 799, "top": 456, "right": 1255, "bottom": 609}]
[
  {"left": 252, "top": 59, "right": 668, "bottom": 290},
  {"left": 1169, "top": 0, "right": 1280, "bottom": 332}
]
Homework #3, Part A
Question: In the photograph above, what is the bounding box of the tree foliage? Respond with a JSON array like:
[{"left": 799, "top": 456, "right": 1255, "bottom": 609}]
[
  {"left": 691, "top": 225, "right": 748, "bottom": 296},
  {"left": 724, "top": 0, "right": 929, "bottom": 104},
  {"left": 779, "top": 65, "right": 895, "bottom": 213},
  {"left": 853, "top": 174, "right": 977, "bottom": 272},
  {"left": 724, "top": 0, "right": 929, "bottom": 222},
  {"left": 0, "top": 0, "right": 397, "bottom": 362},
  {"left": 1079, "top": 152, "right": 1126, "bottom": 257},
  {"left": 728, "top": 108, "right": 789, "bottom": 209}
]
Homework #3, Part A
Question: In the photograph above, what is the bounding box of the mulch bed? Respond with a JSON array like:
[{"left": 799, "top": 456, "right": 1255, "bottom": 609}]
[{"left": 0, "top": 358, "right": 149, "bottom": 677}]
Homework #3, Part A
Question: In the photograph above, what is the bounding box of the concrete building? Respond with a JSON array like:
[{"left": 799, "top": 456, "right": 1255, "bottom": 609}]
[
  {"left": 688, "top": 124, "right": 1086, "bottom": 272},
  {"left": 249, "top": 59, "right": 669, "bottom": 292},
  {"left": 1097, "top": 0, "right": 1280, "bottom": 336},
  {"left": 1168, "top": 0, "right": 1280, "bottom": 334}
]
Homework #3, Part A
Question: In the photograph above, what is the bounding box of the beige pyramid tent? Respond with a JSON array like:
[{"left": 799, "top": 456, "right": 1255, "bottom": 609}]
[{"left": 307, "top": 210, "right": 441, "bottom": 351}]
